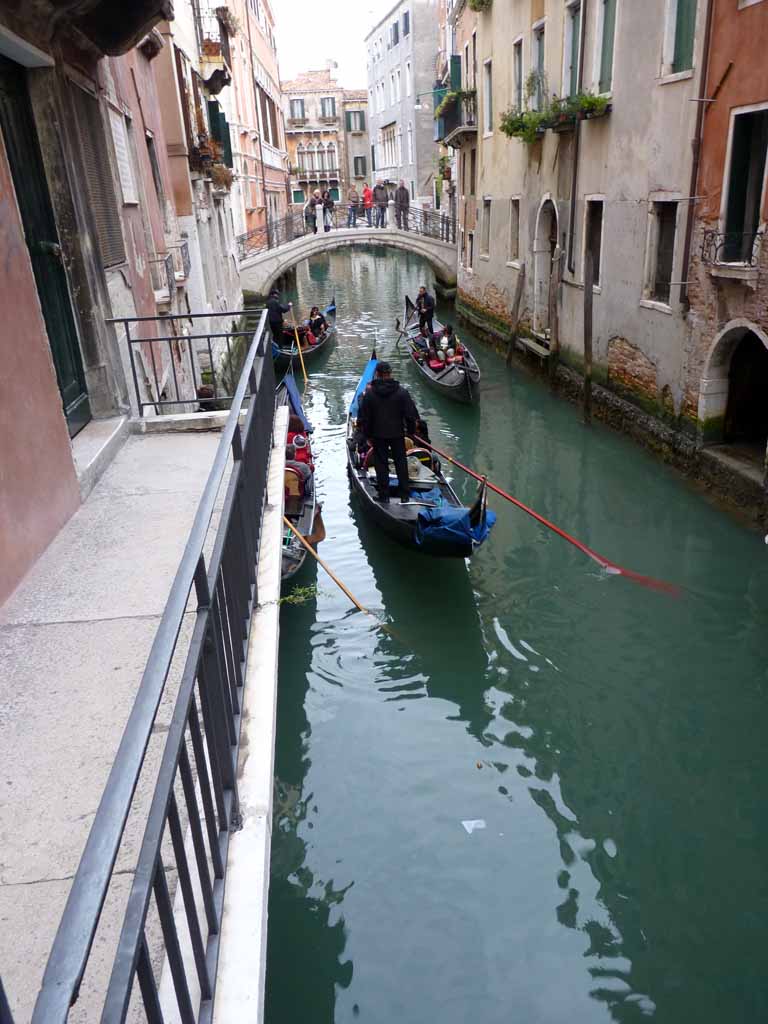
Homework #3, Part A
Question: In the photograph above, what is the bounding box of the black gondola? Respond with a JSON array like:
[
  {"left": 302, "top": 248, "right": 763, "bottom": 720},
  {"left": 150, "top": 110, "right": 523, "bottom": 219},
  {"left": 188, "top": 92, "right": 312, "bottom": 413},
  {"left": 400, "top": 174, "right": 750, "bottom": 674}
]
[
  {"left": 278, "top": 374, "right": 325, "bottom": 580},
  {"left": 397, "top": 295, "right": 481, "bottom": 405},
  {"left": 273, "top": 300, "right": 337, "bottom": 373},
  {"left": 345, "top": 353, "right": 495, "bottom": 558}
]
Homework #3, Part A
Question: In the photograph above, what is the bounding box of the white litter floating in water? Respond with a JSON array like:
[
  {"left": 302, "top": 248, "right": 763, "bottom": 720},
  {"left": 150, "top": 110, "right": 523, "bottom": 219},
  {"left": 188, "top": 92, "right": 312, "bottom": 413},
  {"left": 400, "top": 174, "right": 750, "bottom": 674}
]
[
  {"left": 461, "top": 819, "right": 487, "bottom": 835},
  {"left": 603, "top": 838, "right": 618, "bottom": 858}
]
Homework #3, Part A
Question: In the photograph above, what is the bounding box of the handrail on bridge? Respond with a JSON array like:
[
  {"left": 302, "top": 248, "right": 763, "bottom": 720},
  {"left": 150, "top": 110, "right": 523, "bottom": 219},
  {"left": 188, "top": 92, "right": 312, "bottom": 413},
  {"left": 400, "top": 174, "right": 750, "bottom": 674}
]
[
  {"left": 237, "top": 203, "right": 457, "bottom": 260},
  {"left": 24, "top": 310, "right": 276, "bottom": 1022}
]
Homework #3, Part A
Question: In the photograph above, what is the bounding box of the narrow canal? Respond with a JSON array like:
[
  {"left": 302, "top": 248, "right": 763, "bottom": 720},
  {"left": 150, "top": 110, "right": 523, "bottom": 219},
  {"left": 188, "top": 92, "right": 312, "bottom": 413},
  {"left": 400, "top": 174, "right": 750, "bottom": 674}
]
[{"left": 266, "top": 246, "right": 768, "bottom": 1024}]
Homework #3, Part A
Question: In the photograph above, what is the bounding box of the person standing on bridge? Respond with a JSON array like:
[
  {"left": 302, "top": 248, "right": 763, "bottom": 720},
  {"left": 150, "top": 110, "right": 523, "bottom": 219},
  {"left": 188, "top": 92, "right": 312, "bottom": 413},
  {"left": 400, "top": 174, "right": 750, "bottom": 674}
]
[
  {"left": 416, "top": 285, "right": 435, "bottom": 335},
  {"left": 395, "top": 180, "right": 410, "bottom": 230},
  {"left": 362, "top": 182, "right": 374, "bottom": 226},
  {"left": 373, "top": 180, "right": 389, "bottom": 228},
  {"left": 321, "top": 189, "right": 335, "bottom": 232},
  {"left": 304, "top": 190, "right": 321, "bottom": 234},
  {"left": 347, "top": 184, "right": 360, "bottom": 227},
  {"left": 357, "top": 361, "right": 419, "bottom": 505}
]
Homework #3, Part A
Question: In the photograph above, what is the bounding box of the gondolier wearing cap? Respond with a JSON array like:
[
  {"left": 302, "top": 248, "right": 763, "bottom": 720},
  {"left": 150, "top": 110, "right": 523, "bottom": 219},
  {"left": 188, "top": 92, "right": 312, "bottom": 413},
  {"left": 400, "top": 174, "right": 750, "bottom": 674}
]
[
  {"left": 268, "top": 288, "right": 291, "bottom": 344},
  {"left": 416, "top": 285, "right": 435, "bottom": 335},
  {"left": 357, "top": 362, "right": 419, "bottom": 505}
]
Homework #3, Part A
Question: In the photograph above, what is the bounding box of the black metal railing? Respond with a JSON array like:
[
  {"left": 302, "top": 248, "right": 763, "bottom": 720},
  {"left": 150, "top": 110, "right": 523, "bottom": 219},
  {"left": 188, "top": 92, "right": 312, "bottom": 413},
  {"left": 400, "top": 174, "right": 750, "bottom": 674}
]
[
  {"left": 114, "top": 309, "right": 268, "bottom": 416},
  {"left": 237, "top": 204, "right": 457, "bottom": 258},
  {"left": 701, "top": 229, "right": 763, "bottom": 267},
  {"left": 440, "top": 94, "right": 477, "bottom": 142},
  {"left": 28, "top": 310, "right": 276, "bottom": 1022}
]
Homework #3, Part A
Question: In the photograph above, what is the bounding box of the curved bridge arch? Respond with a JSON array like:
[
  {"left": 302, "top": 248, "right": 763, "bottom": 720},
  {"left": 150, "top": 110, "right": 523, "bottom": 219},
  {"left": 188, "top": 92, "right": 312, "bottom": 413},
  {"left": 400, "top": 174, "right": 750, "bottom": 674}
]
[{"left": 239, "top": 226, "right": 457, "bottom": 298}]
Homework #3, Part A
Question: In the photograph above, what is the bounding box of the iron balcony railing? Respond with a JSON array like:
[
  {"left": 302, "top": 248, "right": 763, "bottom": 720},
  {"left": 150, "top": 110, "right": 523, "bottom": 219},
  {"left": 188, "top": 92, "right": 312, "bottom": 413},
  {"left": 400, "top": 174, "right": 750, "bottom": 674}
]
[
  {"left": 236, "top": 204, "right": 457, "bottom": 259},
  {"left": 438, "top": 95, "right": 477, "bottom": 145},
  {"left": 701, "top": 229, "right": 763, "bottom": 267},
  {"left": 25, "top": 310, "right": 276, "bottom": 1023}
]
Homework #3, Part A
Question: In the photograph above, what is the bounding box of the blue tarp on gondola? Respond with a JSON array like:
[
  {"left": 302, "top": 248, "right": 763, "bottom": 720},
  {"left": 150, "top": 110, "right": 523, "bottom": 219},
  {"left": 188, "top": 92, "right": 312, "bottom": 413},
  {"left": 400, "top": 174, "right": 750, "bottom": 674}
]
[
  {"left": 284, "top": 373, "right": 313, "bottom": 433},
  {"left": 350, "top": 358, "right": 378, "bottom": 417},
  {"left": 414, "top": 505, "right": 496, "bottom": 551}
]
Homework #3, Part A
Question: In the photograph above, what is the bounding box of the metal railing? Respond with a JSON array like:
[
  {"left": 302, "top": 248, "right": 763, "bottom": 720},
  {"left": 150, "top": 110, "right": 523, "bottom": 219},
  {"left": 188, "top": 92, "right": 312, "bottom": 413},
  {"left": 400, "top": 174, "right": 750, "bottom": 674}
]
[
  {"left": 115, "top": 309, "right": 266, "bottom": 416},
  {"left": 440, "top": 94, "right": 477, "bottom": 142},
  {"left": 701, "top": 229, "right": 763, "bottom": 267},
  {"left": 28, "top": 311, "right": 276, "bottom": 1022},
  {"left": 237, "top": 204, "right": 457, "bottom": 259}
]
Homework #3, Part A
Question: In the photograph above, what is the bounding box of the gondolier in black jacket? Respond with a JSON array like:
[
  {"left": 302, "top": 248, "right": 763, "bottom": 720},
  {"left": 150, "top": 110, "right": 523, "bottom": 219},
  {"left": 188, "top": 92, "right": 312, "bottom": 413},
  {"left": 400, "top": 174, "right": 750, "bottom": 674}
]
[
  {"left": 416, "top": 285, "right": 435, "bottom": 335},
  {"left": 358, "top": 362, "right": 419, "bottom": 504},
  {"left": 268, "top": 289, "right": 291, "bottom": 344}
]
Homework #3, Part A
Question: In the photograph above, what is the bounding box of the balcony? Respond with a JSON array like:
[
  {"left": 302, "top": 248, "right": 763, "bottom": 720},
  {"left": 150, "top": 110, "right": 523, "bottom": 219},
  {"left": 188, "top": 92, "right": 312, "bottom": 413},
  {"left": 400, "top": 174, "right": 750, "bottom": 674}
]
[
  {"left": 196, "top": 9, "right": 233, "bottom": 94},
  {"left": 287, "top": 117, "right": 307, "bottom": 128},
  {"left": 320, "top": 115, "right": 339, "bottom": 126},
  {"left": 439, "top": 96, "right": 477, "bottom": 148},
  {"left": 293, "top": 167, "right": 341, "bottom": 183},
  {"left": 701, "top": 229, "right": 763, "bottom": 285}
]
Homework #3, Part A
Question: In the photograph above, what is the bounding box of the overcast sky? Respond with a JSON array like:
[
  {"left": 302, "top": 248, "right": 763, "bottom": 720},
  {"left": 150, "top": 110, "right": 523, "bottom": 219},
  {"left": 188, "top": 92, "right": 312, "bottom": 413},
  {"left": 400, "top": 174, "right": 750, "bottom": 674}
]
[{"left": 274, "top": 0, "right": 381, "bottom": 89}]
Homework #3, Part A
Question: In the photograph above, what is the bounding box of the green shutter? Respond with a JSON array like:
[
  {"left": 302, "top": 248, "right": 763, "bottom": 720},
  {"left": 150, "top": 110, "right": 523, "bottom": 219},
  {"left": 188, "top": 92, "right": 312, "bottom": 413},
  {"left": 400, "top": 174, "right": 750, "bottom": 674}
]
[
  {"left": 360, "top": 109, "right": 366, "bottom": 131},
  {"left": 599, "top": 0, "right": 617, "bottom": 93},
  {"left": 346, "top": 110, "right": 352, "bottom": 131},
  {"left": 361, "top": 156, "right": 367, "bottom": 175},
  {"left": 450, "top": 54, "right": 462, "bottom": 91},
  {"left": 672, "top": 0, "right": 696, "bottom": 73},
  {"left": 218, "top": 112, "right": 233, "bottom": 167}
]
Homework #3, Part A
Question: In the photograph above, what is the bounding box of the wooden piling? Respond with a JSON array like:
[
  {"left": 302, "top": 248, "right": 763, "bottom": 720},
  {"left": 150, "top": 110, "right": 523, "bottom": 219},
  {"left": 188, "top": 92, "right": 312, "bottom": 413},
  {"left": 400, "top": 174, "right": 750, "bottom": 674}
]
[
  {"left": 548, "top": 248, "right": 561, "bottom": 388},
  {"left": 505, "top": 262, "right": 526, "bottom": 366},
  {"left": 583, "top": 253, "right": 593, "bottom": 424}
]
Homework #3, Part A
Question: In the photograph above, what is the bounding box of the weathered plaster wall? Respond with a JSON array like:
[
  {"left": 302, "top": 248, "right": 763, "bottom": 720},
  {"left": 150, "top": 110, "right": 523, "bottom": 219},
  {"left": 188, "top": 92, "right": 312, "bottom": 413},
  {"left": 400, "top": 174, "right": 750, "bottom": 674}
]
[{"left": 0, "top": 133, "right": 80, "bottom": 605}]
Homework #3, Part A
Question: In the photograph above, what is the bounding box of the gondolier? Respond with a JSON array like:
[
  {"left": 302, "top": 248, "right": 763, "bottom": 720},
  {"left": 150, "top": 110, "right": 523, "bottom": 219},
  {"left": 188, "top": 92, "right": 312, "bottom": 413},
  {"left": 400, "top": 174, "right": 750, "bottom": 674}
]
[
  {"left": 416, "top": 285, "right": 435, "bottom": 334},
  {"left": 268, "top": 289, "right": 291, "bottom": 344},
  {"left": 357, "top": 362, "right": 418, "bottom": 505}
]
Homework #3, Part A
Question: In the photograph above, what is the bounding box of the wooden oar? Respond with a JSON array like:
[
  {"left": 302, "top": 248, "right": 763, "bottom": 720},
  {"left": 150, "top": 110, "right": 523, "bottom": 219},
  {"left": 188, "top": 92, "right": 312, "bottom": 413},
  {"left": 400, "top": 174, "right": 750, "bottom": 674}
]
[
  {"left": 414, "top": 438, "right": 680, "bottom": 596},
  {"left": 288, "top": 305, "right": 308, "bottom": 386}
]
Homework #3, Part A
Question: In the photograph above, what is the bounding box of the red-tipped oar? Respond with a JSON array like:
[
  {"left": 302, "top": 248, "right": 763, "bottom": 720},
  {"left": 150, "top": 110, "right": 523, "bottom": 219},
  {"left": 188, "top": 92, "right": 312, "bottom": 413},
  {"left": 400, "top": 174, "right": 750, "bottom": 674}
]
[{"left": 416, "top": 436, "right": 680, "bottom": 596}]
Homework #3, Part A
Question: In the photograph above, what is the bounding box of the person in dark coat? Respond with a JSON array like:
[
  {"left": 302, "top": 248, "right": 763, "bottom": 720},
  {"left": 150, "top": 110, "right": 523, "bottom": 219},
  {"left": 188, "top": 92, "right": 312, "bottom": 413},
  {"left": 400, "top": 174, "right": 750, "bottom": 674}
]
[
  {"left": 268, "top": 289, "right": 291, "bottom": 343},
  {"left": 416, "top": 285, "right": 435, "bottom": 335},
  {"left": 373, "top": 180, "right": 389, "bottom": 228},
  {"left": 357, "top": 362, "right": 419, "bottom": 504},
  {"left": 394, "top": 179, "right": 410, "bottom": 230}
]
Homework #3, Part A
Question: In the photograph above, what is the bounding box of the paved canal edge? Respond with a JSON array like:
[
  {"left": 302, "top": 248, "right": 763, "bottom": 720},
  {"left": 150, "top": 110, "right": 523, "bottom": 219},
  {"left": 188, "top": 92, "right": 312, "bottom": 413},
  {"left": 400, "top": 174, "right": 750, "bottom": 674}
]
[{"left": 153, "top": 405, "right": 289, "bottom": 1022}]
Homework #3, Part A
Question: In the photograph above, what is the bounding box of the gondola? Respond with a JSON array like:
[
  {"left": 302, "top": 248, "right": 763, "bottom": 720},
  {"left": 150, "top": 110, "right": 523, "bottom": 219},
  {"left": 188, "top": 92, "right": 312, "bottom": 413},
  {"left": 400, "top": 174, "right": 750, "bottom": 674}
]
[
  {"left": 273, "top": 299, "right": 337, "bottom": 373},
  {"left": 277, "top": 373, "right": 326, "bottom": 580},
  {"left": 397, "top": 295, "right": 481, "bottom": 405},
  {"left": 345, "top": 353, "right": 495, "bottom": 558}
]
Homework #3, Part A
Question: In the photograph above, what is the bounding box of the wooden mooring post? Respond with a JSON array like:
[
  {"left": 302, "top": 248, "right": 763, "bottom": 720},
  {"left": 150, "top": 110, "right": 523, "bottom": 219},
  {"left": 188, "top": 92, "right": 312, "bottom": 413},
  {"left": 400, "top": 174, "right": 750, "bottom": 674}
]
[
  {"left": 505, "top": 262, "right": 526, "bottom": 366},
  {"left": 548, "top": 248, "right": 562, "bottom": 388},
  {"left": 583, "top": 252, "right": 594, "bottom": 424}
]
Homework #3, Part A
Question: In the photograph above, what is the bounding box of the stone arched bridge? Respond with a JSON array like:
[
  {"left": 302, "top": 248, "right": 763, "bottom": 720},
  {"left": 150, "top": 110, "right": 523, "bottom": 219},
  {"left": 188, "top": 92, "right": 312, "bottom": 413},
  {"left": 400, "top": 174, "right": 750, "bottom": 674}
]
[{"left": 239, "top": 225, "right": 458, "bottom": 299}]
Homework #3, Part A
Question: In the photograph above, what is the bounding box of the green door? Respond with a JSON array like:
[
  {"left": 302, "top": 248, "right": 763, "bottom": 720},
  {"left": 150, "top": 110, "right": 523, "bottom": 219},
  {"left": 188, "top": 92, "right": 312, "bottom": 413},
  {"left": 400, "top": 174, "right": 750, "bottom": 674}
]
[{"left": 0, "top": 55, "right": 90, "bottom": 436}]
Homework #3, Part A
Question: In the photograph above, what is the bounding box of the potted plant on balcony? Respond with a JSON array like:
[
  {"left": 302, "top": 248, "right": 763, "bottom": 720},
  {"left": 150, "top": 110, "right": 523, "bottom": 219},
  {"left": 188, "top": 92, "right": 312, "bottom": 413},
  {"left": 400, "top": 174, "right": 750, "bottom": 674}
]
[
  {"left": 468, "top": 0, "right": 492, "bottom": 10},
  {"left": 548, "top": 95, "right": 577, "bottom": 132},
  {"left": 500, "top": 107, "right": 550, "bottom": 144},
  {"left": 434, "top": 87, "right": 476, "bottom": 120},
  {"left": 572, "top": 92, "right": 611, "bottom": 120},
  {"left": 211, "top": 163, "right": 234, "bottom": 191}
]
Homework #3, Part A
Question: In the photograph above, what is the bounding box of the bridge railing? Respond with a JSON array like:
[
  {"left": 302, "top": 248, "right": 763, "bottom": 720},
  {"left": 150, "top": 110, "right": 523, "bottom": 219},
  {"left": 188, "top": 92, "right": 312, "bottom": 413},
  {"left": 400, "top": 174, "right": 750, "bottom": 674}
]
[
  {"left": 24, "top": 312, "right": 276, "bottom": 1023},
  {"left": 237, "top": 203, "right": 457, "bottom": 260}
]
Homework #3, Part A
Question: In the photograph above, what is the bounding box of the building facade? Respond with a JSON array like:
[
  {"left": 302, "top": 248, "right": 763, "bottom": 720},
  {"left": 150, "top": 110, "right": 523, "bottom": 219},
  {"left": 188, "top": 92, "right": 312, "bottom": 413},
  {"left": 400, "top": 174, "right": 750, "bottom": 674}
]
[
  {"left": 343, "top": 90, "right": 371, "bottom": 194},
  {"left": 684, "top": 0, "right": 768, "bottom": 491},
  {"left": 282, "top": 69, "right": 345, "bottom": 209},
  {"left": 365, "top": 0, "right": 441, "bottom": 207},
  {"left": 445, "top": 0, "right": 763, "bottom": 506}
]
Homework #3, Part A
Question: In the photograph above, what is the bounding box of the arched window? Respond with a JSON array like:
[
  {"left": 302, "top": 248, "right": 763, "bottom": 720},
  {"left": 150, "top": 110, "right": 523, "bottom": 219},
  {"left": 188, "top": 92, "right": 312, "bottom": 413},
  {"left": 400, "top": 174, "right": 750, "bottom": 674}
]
[
  {"left": 296, "top": 144, "right": 306, "bottom": 173},
  {"left": 316, "top": 143, "right": 325, "bottom": 171},
  {"left": 407, "top": 122, "right": 414, "bottom": 165},
  {"left": 326, "top": 143, "right": 336, "bottom": 173}
]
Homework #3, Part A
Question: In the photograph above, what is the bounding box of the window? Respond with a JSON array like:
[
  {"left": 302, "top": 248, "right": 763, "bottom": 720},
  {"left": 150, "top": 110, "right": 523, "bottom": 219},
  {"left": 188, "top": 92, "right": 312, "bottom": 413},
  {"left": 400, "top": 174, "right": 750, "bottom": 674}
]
[
  {"left": 330, "top": 186, "right": 340, "bottom": 202},
  {"left": 483, "top": 60, "right": 493, "bottom": 133},
  {"left": 513, "top": 39, "right": 523, "bottom": 110},
  {"left": 390, "top": 73, "right": 396, "bottom": 105},
  {"left": 470, "top": 147, "right": 477, "bottom": 195},
  {"left": 461, "top": 151, "right": 467, "bottom": 195},
  {"left": 354, "top": 155, "right": 367, "bottom": 177},
  {"left": 508, "top": 198, "right": 520, "bottom": 262},
  {"left": 584, "top": 198, "right": 604, "bottom": 286},
  {"left": 410, "top": 180, "right": 415, "bottom": 198},
  {"left": 468, "top": 231, "right": 475, "bottom": 268},
  {"left": 406, "top": 62, "right": 412, "bottom": 96},
  {"left": 481, "top": 198, "right": 491, "bottom": 254},
  {"left": 403, "top": 10, "right": 410, "bottom": 35},
  {"left": 565, "top": 3, "right": 581, "bottom": 97},
  {"left": 72, "top": 85, "right": 125, "bottom": 267},
  {"left": 532, "top": 24, "right": 546, "bottom": 109},
  {"left": 327, "top": 143, "right": 337, "bottom": 172},
  {"left": 723, "top": 108, "right": 768, "bottom": 262},
  {"left": 408, "top": 122, "right": 414, "bottom": 163},
  {"left": 646, "top": 201, "right": 678, "bottom": 303},
  {"left": 471, "top": 31, "right": 477, "bottom": 88},
  {"left": 396, "top": 69, "right": 402, "bottom": 102},
  {"left": 672, "top": 0, "right": 696, "bottom": 73},
  {"left": 391, "top": 19, "right": 399, "bottom": 46},
  {"left": 290, "top": 98, "right": 305, "bottom": 119},
  {"left": 347, "top": 109, "right": 366, "bottom": 132},
  {"left": 598, "top": 0, "right": 617, "bottom": 93},
  {"left": 382, "top": 123, "right": 397, "bottom": 166},
  {"left": 320, "top": 96, "right": 337, "bottom": 119},
  {"left": 145, "top": 133, "right": 166, "bottom": 212},
  {"left": 109, "top": 109, "right": 138, "bottom": 205},
  {"left": 292, "top": 188, "right": 305, "bottom": 203}
]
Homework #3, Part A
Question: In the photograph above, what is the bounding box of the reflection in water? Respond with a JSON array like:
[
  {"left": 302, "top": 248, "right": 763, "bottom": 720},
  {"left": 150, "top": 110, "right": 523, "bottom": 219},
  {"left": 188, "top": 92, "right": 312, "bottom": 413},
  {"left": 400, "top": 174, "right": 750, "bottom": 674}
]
[{"left": 267, "top": 247, "right": 768, "bottom": 1024}]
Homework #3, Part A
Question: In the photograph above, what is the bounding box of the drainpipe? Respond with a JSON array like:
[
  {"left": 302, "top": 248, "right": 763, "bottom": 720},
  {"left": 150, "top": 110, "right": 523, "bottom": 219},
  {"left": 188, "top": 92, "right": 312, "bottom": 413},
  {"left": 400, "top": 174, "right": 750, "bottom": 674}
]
[
  {"left": 680, "top": 0, "right": 716, "bottom": 311},
  {"left": 246, "top": 7, "right": 272, "bottom": 249},
  {"left": 567, "top": 0, "right": 589, "bottom": 274}
]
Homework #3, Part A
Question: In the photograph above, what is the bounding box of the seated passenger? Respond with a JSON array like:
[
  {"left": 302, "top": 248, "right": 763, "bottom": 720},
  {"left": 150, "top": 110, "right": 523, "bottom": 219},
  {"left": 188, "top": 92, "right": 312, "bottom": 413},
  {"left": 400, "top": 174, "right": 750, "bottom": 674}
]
[
  {"left": 285, "top": 443, "right": 312, "bottom": 490},
  {"left": 413, "top": 325, "right": 431, "bottom": 351},
  {"left": 308, "top": 306, "right": 327, "bottom": 337},
  {"left": 292, "top": 434, "right": 314, "bottom": 469}
]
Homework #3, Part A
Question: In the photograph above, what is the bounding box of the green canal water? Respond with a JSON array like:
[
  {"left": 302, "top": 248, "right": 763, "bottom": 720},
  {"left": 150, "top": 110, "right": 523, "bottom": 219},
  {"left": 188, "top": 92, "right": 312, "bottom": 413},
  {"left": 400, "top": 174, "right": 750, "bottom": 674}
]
[{"left": 266, "top": 246, "right": 768, "bottom": 1024}]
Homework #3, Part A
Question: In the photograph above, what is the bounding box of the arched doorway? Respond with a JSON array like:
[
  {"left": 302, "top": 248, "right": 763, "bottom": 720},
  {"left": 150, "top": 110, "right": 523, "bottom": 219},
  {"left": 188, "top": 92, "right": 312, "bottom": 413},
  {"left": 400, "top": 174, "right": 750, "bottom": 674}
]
[
  {"left": 699, "top": 320, "right": 768, "bottom": 466},
  {"left": 534, "top": 198, "right": 558, "bottom": 335}
]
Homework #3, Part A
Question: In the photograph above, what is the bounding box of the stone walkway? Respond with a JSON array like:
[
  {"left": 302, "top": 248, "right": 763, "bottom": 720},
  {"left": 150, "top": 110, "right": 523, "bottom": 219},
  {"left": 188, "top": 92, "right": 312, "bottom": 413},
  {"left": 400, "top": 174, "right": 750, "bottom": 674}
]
[{"left": 0, "top": 430, "right": 223, "bottom": 1022}]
